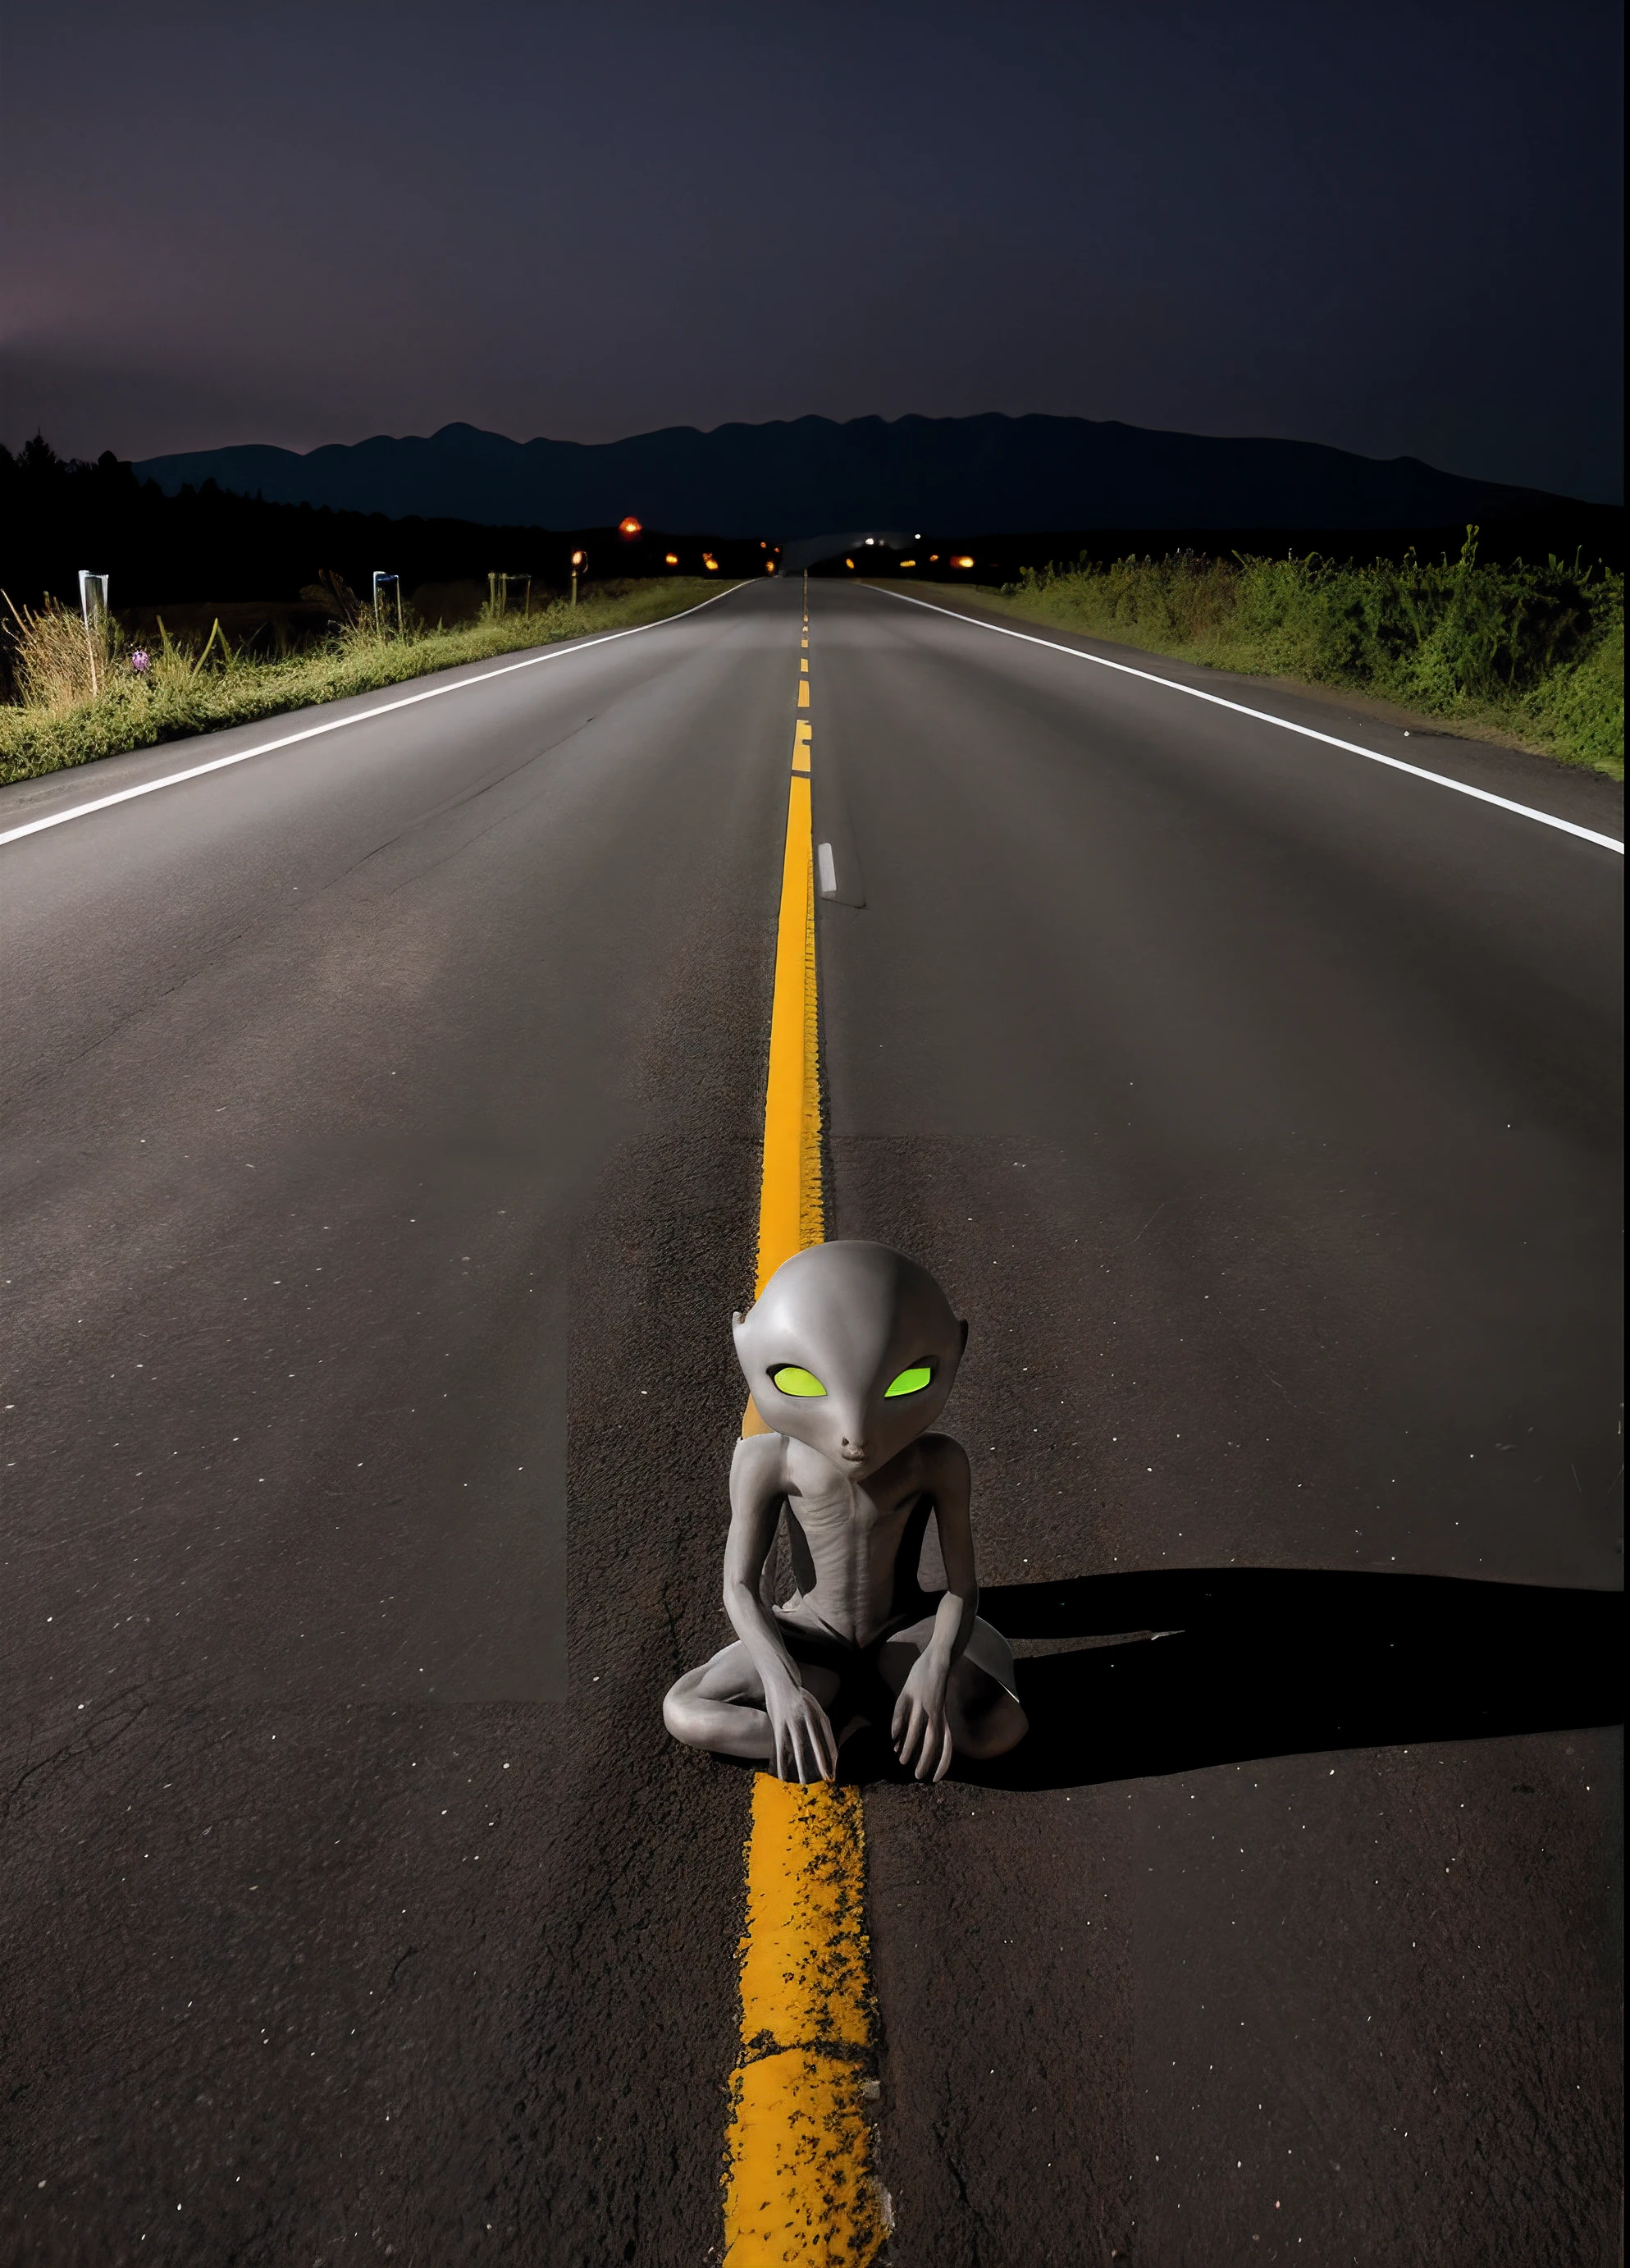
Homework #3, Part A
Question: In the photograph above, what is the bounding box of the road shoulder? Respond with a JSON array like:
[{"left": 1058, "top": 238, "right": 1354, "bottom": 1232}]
[{"left": 861, "top": 579, "right": 1624, "bottom": 844}]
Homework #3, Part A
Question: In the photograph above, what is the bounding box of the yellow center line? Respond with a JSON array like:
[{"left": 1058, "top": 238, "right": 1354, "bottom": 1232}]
[
  {"left": 749, "top": 756, "right": 821, "bottom": 1295},
  {"left": 721, "top": 619, "right": 891, "bottom": 2264},
  {"left": 797, "top": 678, "right": 811, "bottom": 707}
]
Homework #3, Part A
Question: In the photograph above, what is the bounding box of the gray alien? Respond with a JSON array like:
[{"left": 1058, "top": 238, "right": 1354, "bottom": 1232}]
[{"left": 663, "top": 1240, "right": 1029, "bottom": 1783}]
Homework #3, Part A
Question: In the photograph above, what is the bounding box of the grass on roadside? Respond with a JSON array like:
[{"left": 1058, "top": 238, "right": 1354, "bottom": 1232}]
[
  {"left": 923, "top": 534, "right": 1623, "bottom": 778},
  {"left": 0, "top": 579, "right": 729, "bottom": 789}
]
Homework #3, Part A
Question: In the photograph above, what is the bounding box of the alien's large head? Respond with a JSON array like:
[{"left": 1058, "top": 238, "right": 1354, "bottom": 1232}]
[{"left": 733, "top": 1241, "right": 967, "bottom": 1478}]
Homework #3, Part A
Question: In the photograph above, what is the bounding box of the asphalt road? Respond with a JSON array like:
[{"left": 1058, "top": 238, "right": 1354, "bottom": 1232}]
[{"left": 2, "top": 578, "right": 1622, "bottom": 2266}]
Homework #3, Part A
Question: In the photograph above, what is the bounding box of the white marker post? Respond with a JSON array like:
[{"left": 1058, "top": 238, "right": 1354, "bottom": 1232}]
[
  {"left": 78, "top": 570, "right": 109, "bottom": 698},
  {"left": 372, "top": 571, "right": 401, "bottom": 635}
]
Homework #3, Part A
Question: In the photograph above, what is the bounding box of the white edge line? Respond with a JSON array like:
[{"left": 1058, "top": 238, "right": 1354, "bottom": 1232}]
[
  {"left": 870, "top": 584, "right": 1624, "bottom": 857},
  {"left": 0, "top": 583, "right": 745, "bottom": 848}
]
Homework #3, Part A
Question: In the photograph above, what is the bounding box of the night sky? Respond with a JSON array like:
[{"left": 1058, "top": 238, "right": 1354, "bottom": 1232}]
[{"left": 2, "top": 0, "right": 1622, "bottom": 502}]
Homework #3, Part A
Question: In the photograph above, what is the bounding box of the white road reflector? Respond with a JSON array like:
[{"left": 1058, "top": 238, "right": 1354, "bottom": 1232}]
[{"left": 817, "top": 841, "right": 838, "bottom": 897}]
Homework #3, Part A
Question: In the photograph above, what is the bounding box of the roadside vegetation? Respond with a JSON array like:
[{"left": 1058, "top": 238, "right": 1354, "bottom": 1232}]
[
  {"left": 0, "top": 576, "right": 727, "bottom": 789},
  {"left": 963, "top": 534, "right": 1623, "bottom": 778}
]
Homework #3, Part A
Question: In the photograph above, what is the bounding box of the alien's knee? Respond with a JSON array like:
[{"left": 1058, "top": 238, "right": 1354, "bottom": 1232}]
[
  {"left": 958, "top": 1696, "right": 1029, "bottom": 1761},
  {"left": 662, "top": 1670, "right": 709, "bottom": 1746}
]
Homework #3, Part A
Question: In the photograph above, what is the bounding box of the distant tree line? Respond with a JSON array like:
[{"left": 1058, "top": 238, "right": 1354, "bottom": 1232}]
[
  {"left": 808, "top": 512, "right": 1623, "bottom": 582},
  {"left": 0, "top": 435, "right": 772, "bottom": 610},
  {"left": 2, "top": 434, "right": 1617, "bottom": 618}
]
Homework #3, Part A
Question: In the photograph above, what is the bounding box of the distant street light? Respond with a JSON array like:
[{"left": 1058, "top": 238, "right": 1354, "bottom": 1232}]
[
  {"left": 619, "top": 516, "right": 642, "bottom": 538},
  {"left": 571, "top": 550, "right": 587, "bottom": 606}
]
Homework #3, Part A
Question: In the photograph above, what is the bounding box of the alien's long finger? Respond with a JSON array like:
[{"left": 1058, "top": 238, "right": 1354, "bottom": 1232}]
[
  {"left": 817, "top": 1715, "right": 838, "bottom": 1780},
  {"left": 890, "top": 1691, "right": 910, "bottom": 1744},
  {"left": 933, "top": 1722, "right": 954, "bottom": 1783},
  {"left": 899, "top": 1699, "right": 926, "bottom": 1768},
  {"left": 915, "top": 1718, "right": 943, "bottom": 1781},
  {"left": 801, "top": 1716, "right": 829, "bottom": 1782}
]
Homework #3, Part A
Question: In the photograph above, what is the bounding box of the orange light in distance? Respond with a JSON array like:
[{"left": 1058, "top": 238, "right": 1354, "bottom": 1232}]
[
  {"left": 619, "top": 516, "right": 642, "bottom": 537},
  {"left": 571, "top": 551, "right": 586, "bottom": 567},
  {"left": 952, "top": 556, "right": 975, "bottom": 569},
  {"left": 664, "top": 552, "right": 679, "bottom": 565},
  {"left": 899, "top": 559, "right": 916, "bottom": 568},
  {"left": 764, "top": 560, "right": 775, "bottom": 573},
  {"left": 703, "top": 553, "right": 719, "bottom": 571},
  {"left": 844, "top": 557, "right": 855, "bottom": 569}
]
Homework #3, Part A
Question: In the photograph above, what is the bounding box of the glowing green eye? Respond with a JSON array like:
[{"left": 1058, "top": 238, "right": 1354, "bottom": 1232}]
[
  {"left": 769, "top": 1364, "right": 827, "bottom": 1397},
  {"left": 884, "top": 1365, "right": 934, "bottom": 1398}
]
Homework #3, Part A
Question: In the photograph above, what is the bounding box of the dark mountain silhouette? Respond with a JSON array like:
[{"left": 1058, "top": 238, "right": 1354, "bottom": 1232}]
[{"left": 135, "top": 414, "right": 1566, "bottom": 539}]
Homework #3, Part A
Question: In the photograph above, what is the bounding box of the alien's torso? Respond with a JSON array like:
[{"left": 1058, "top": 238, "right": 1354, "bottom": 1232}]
[{"left": 773, "top": 1432, "right": 949, "bottom": 1649}]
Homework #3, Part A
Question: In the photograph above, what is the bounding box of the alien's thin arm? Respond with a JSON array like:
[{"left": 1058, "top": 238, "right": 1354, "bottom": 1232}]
[
  {"left": 924, "top": 1435, "right": 979, "bottom": 1662},
  {"left": 893, "top": 1437, "right": 979, "bottom": 1781},
  {"left": 721, "top": 1436, "right": 837, "bottom": 1782}
]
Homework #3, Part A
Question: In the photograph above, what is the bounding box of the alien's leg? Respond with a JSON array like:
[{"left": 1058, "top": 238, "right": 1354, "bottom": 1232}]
[
  {"left": 878, "top": 1615, "right": 1029, "bottom": 1762},
  {"left": 663, "top": 1639, "right": 842, "bottom": 1762}
]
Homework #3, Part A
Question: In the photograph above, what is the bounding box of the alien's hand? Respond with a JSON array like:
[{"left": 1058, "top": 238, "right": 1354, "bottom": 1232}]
[
  {"left": 765, "top": 1675, "right": 838, "bottom": 1785},
  {"left": 892, "top": 1653, "right": 954, "bottom": 1783}
]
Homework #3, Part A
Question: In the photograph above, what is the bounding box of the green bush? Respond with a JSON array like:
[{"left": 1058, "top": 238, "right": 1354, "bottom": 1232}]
[
  {"left": 985, "top": 533, "right": 1623, "bottom": 777},
  {"left": 0, "top": 579, "right": 727, "bottom": 789}
]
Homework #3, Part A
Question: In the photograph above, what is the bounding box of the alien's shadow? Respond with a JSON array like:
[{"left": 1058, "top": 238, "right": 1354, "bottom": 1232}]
[{"left": 833, "top": 1568, "right": 1622, "bottom": 1791}]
